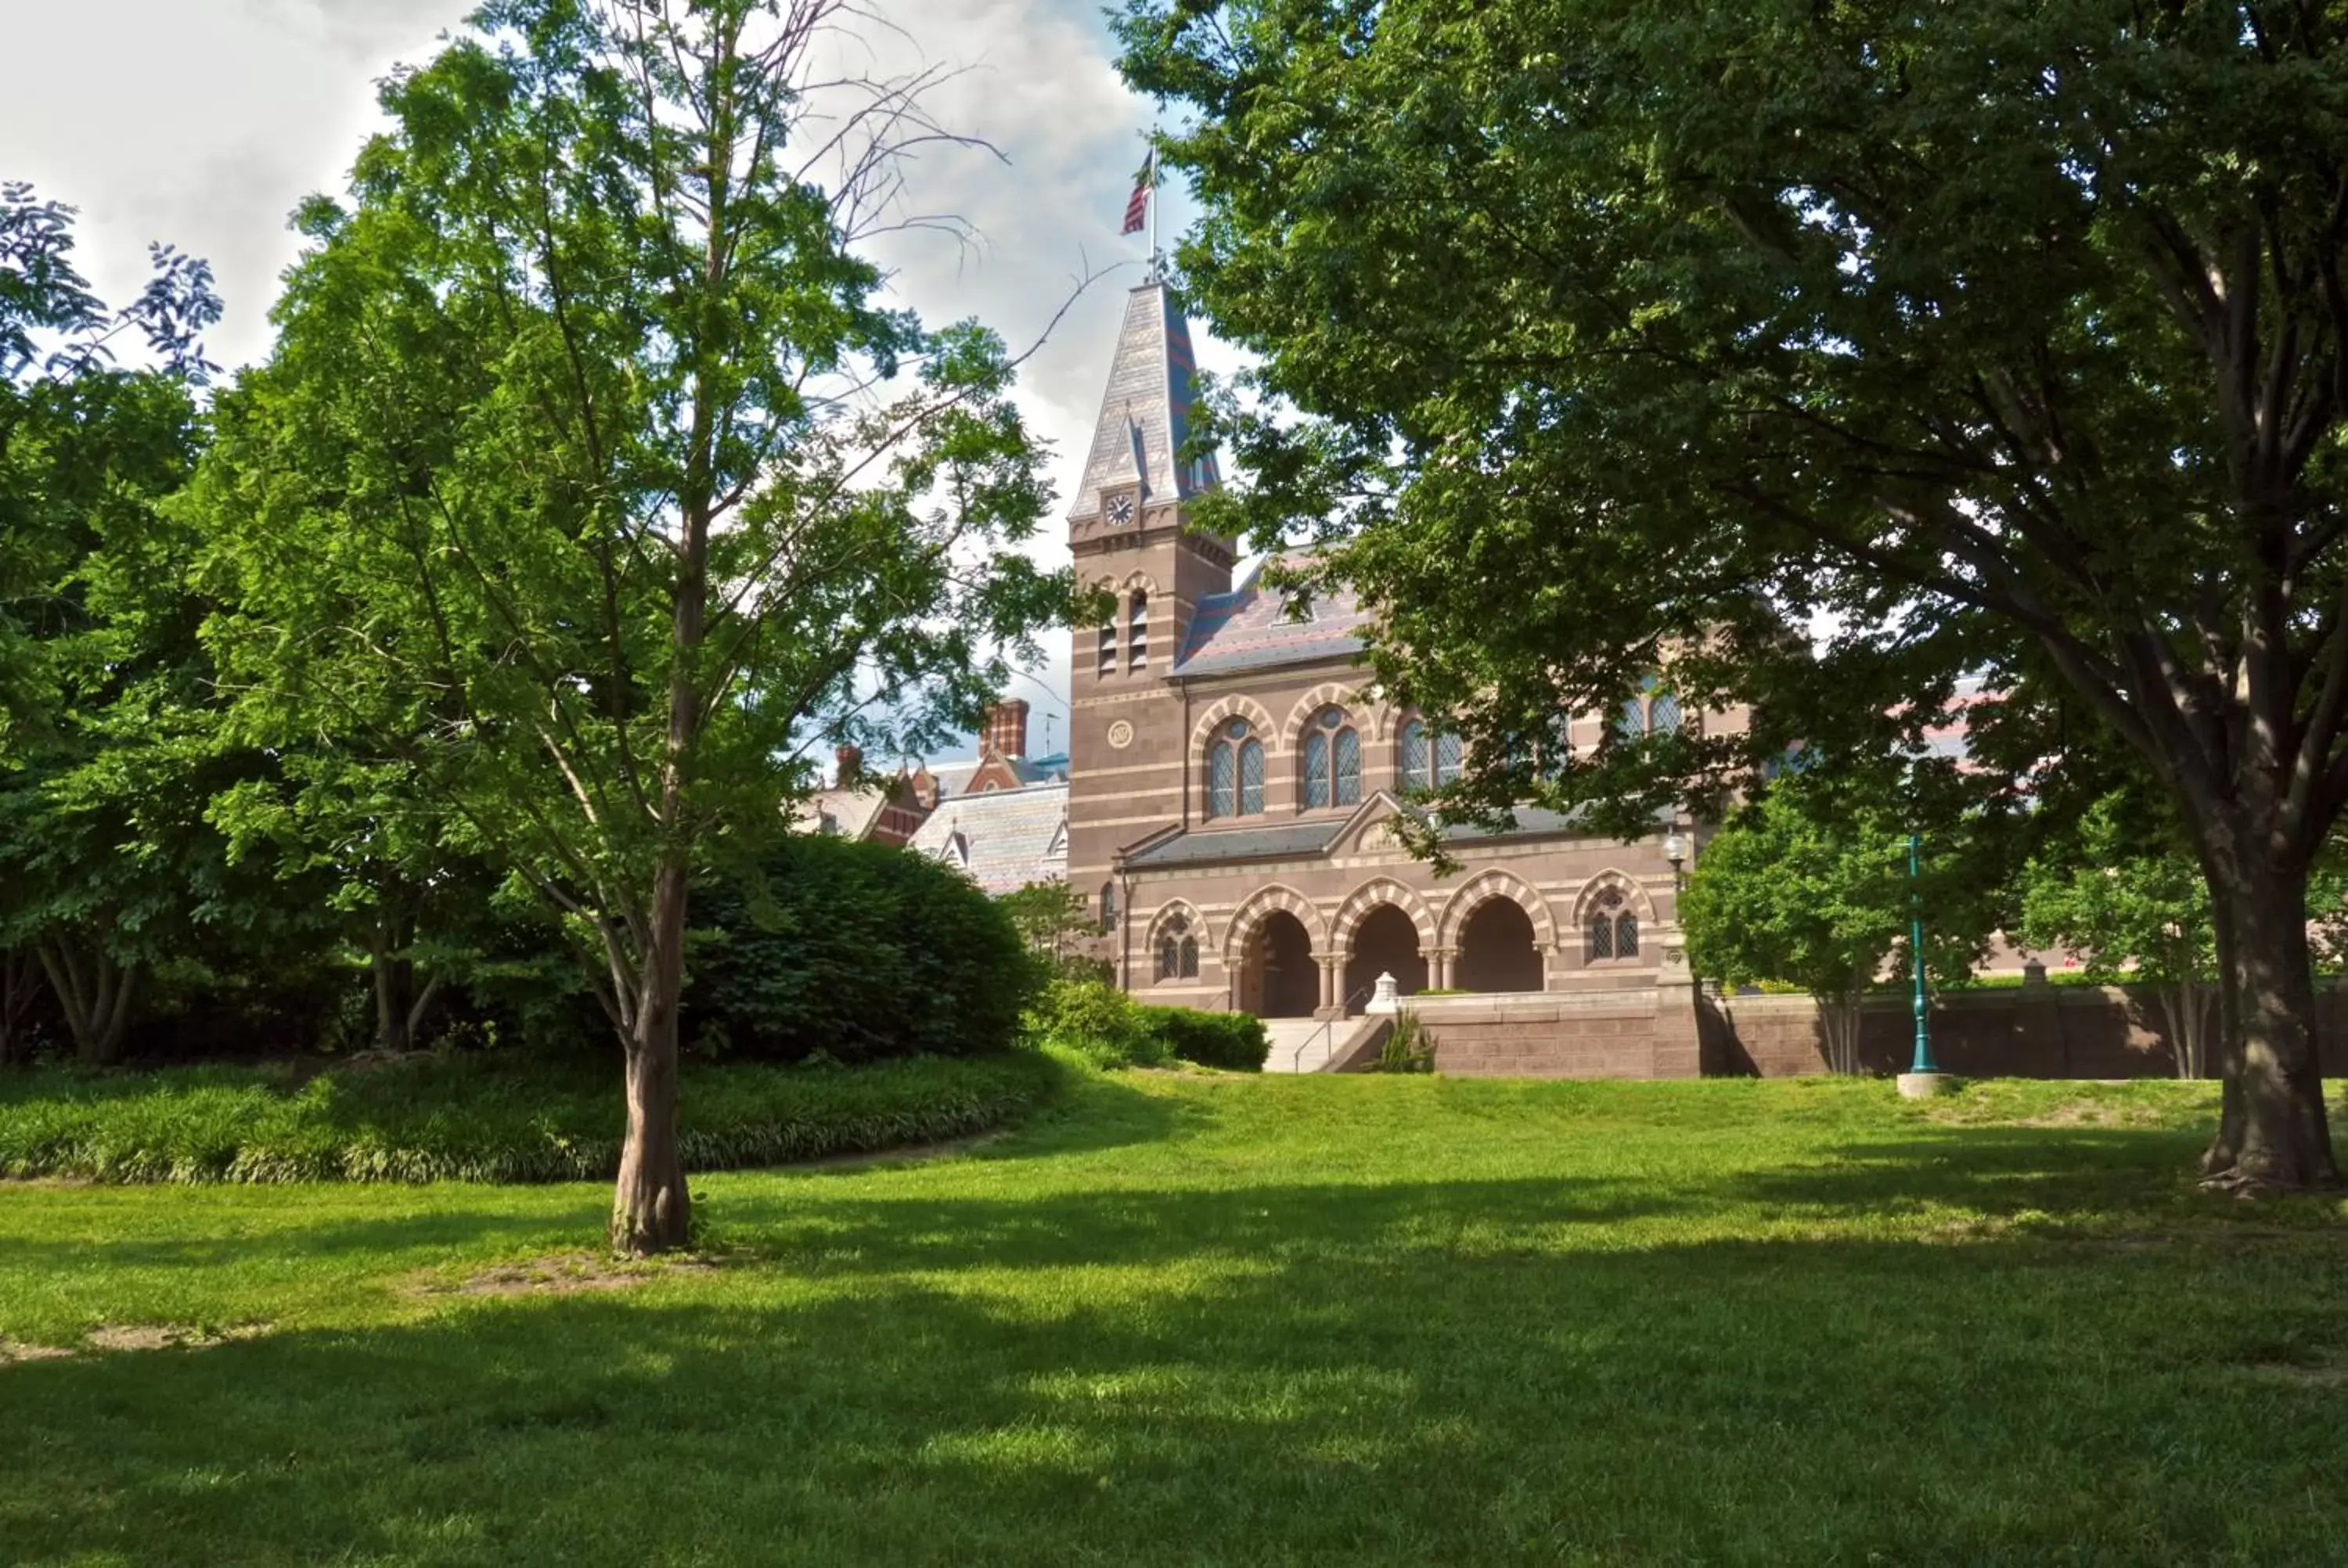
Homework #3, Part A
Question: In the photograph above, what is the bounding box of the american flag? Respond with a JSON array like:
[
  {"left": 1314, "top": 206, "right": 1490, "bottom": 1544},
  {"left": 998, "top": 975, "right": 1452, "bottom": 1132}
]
[{"left": 1121, "top": 149, "right": 1155, "bottom": 236}]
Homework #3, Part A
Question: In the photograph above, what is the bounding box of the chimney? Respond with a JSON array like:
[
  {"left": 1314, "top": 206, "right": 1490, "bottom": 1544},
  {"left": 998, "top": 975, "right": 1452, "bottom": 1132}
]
[
  {"left": 983, "top": 699, "right": 1030, "bottom": 761},
  {"left": 834, "top": 743, "right": 863, "bottom": 787}
]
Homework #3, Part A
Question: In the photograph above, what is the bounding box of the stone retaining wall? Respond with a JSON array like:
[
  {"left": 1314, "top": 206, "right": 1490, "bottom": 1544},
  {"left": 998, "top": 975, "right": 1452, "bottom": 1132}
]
[
  {"left": 1399, "top": 980, "right": 2348, "bottom": 1081},
  {"left": 1410, "top": 989, "right": 1699, "bottom": 1079}
]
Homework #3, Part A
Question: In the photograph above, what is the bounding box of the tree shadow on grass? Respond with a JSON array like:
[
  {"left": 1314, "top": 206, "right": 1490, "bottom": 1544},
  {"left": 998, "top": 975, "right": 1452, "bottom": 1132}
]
[{"left": 6, "top": 1170, "right": 2348, "bottom": 1567}]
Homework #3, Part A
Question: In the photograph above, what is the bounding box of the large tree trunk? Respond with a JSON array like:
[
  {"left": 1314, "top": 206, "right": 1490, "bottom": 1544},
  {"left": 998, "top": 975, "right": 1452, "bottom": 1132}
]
[
  {"left": 613, "top": 854, "right": 693, "bottom": 1256},
  {"left": 35, "top": 940, "right": 136, "bottom": 1066},
  {"left": 2194, "top": 843, "right": 2336, "bottom": 1189}
]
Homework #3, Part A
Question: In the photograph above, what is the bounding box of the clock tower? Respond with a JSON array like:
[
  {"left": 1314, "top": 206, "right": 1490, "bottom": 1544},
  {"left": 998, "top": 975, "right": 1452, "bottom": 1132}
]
[{"left": 1066, "top": 280, "right": 1236, "bottom": 937}]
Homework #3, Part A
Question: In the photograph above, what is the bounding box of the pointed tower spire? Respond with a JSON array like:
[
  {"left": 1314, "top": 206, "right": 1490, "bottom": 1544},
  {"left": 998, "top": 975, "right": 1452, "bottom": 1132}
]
[{"left": 1067, "top": 280, "right": 1222, "bottom": 529}]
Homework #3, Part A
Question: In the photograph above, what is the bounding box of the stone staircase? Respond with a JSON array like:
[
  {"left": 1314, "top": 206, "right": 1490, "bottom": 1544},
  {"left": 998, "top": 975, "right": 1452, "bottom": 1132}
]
[{"left": 1260, "top": 1015, "right": 1392, "bottom": 1074}]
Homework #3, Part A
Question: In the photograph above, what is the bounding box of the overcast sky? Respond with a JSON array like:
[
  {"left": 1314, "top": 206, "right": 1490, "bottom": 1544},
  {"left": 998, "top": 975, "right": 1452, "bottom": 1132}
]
[{"left": 0, "top": 0, "right": 1247, "bottom": 760}]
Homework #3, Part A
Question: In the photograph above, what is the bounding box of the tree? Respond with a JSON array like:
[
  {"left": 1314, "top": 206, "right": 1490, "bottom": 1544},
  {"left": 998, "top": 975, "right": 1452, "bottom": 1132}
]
[
  {"left": 2018, "top": 791, "right": 2219, "bottom": 1078},
  {"left": 198, "top": 0, "right": 1064, "bottom": 1253},
  {"left": 999, "top": 880, "right": 1111, "bottom": 984},
  {"left": 1121, "top": 0, "right": 2348, "bottom": 1186},
  {"left": 0, "top": 183, "right": 224, "bottom": 1063},
  {"left": 1681, "top": 762, "right": 2009, "bottom": 1074}
]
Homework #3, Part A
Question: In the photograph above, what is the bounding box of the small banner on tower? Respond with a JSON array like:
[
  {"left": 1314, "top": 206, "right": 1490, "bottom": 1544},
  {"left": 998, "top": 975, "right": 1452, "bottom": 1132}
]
[{"left": 1121, "top": 149, "right": 1155, "bottom": 236}]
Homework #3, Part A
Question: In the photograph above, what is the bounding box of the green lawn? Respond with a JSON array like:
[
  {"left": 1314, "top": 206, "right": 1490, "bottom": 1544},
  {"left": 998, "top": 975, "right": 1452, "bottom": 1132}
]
[{"left": 5, "top": 1072, "right": 2348, "bottom": 1566}]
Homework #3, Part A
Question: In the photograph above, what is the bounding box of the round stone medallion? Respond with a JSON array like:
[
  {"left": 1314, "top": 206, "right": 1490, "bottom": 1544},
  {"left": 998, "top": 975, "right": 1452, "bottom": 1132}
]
[{"left": 1106, "top": 719, "right": 1135, "bottom": 750}]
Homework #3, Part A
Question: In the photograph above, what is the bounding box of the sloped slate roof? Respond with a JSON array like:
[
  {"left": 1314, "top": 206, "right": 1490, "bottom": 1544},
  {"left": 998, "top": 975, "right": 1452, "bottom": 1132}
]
[
  {"left": 789, "top": 785, "right": 890, "bottom": 840},
  {"left": 909, "top": 779, "right": 1068, "bottom": 896},
  {"left": 1175, "top": 557, "right": 1371, "bottom": 677},
  {"left": 1066, "top": 282, "right": 1221, "bottom": 523},
  {"left": 1124, "top": 803, "right": 1647, "bottom": 871}
]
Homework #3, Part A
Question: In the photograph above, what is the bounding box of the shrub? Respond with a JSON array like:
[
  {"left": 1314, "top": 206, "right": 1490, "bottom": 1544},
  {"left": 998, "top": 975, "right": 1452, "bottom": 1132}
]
[
  {"left": 689, "top": 833, "right": 1037, "bottom": 1064},
  {"left": 1373, "top": 1009, "right": 1436, "bottom": 1074},
  {"left": 1023, "top": 979, "right": 1170, "bottom": 1070},
  {"left": 0, "top": 1050, "right": 1064, "bottom": 1184},
  {"left": 1141, "top": 1005, "right": 1269, "bottom": 1071}
]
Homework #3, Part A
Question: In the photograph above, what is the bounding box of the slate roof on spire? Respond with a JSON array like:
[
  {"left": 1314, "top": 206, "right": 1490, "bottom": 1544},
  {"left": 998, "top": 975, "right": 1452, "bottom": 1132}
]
[
  {"left": 1173, "top": 556, "right": 1373, "bottom": 676},
  {"left": 1067, "top": 282, "right": 1220, "bottom": 521}
]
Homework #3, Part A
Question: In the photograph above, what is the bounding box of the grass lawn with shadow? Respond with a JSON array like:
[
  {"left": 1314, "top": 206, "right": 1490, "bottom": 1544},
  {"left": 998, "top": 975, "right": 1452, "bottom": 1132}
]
[{"left": 5, "top": 1072, "right": 2347, "bottom": 1566}]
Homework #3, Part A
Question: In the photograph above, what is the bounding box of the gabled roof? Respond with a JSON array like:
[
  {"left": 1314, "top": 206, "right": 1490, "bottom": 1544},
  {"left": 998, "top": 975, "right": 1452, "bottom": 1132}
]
[
  {"left": 1066, "top": 282, "right": 1221, "bottom": 521},
  {"left": 1174, "top": 556, "right": 1372, "bottom": 677},
  {"left": 790, "top": 784, "right": 891, "bottom": 840},
  {"left": 909, "top": 779, "right": 1069, "bottom": 896}
]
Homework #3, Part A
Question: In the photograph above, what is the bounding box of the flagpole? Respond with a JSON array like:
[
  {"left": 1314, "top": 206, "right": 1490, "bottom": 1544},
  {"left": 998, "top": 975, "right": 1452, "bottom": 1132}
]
[{"left": 1147, "top": 135, "right": 1159, "bottom": 281}]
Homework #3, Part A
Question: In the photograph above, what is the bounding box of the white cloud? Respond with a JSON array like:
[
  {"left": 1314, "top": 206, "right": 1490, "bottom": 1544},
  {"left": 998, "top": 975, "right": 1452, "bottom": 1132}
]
[{"left": 0, "top": 0, "right": 1253, "bottom": 751}]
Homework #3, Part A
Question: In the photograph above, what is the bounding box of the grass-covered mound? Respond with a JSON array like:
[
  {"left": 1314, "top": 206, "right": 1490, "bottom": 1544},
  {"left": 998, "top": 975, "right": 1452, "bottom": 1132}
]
[{"left": 0, "top": 1049, "right": 1063, "bottom": 1185}]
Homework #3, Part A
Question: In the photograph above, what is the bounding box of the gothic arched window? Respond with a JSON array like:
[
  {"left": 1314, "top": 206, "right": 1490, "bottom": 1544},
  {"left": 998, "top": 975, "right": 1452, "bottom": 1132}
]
[
  {"left": 1099, "top": 881, "right": 1119, "bottom": 934},
  {"left": 1648, "top": 692, "right": 1683, "bottom": 735},
  {"left": 1398, "top": 718, "right": 1464, "bottom": 792},
  {"left": 1584, "top": 888, "right": 1640, "bottom": 962},
  {"left": 1205, "top": 719, "right": 1265, "bottom": 819},
  {"left": 1154, "top": 913, "right": 1201, "bottom": 982},
  {"left": 1301, "top": 707, "right": 1361, "bottom": 809},
  {"left": 1128, "top": 591, "right": 1150, "bottom": 671},
  {"left": 1615, "top": 697, "right": 1648, "bottom": 742}
]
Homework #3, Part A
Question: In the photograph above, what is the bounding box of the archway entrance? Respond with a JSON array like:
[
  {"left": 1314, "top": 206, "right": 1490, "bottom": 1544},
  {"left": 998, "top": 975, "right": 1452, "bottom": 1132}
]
[
  {"left": 1456, "top": 898, "right": 1543, "bottom": 993},
  {"left": 1345, "top": 903, "right": 1427, "bottom": 1009},
  {"left": 1237, "top": 910, "right": 1318, "bottom": 1018}
]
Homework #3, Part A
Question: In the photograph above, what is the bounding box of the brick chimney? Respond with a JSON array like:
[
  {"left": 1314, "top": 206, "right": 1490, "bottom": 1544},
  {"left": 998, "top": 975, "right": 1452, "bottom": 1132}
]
[
  {"left": 983, "top": 699, "right": 1030, "bottom": 761},
  {"left": 834, "top": 743, "right": 863, "bottom": 787}
]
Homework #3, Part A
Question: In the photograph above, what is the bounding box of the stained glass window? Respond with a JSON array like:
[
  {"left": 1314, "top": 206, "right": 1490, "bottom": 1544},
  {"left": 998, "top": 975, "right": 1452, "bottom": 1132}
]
[
  {"left": 1240, "top": 739, "right": 1266, "bottom": 815},
  {"left": 1615, "top": 912, "right": 1640, "bottom": 958},
  {"left": 1303, "top": 730, "right": 1331, "bottom": 808},
  {"left": 1334, "top": 725, "right": 1361, "bottom": 805},
  {"left": 1617, "top": 696, "right": 1647, "bottom": 741},
  {"left": 1648, "top": 693, "right": 1681, "bottom": 735}
]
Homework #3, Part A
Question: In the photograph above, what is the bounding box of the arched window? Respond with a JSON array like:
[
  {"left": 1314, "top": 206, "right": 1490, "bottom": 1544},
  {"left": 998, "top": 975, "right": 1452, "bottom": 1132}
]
[
  {"left": 1154, "top": 913, "right": 1200, "bottom": 982},
  {"left": 1128, "top": 591, "right": 1150, "bottom": 670},
  {"left": 1301, "top": 707, "right": 1360, "bottom": 809},
  {"left": 1585, "top": 888, "right": 1640, "bottom": 962},
  {"left": 1399, "top": 718, "right": 1464, "bottom": 791},
  {"left": 1615, "top": 697, "right": 1647, "bottom": 742},
  {"left": 1205, "top": 719, "right": 1265, "bottom": 818},
  {"left": 1648, "top": 692, "right": 1682, "bottom": 735},
  {"left": 1099, "top": 881, "right": 1119, "bottom": 934}
]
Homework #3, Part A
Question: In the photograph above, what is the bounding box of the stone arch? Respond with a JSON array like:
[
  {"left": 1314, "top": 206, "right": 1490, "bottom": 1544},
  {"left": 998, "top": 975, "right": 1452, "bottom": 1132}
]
[
  {"left": 1221, "top": 883, "right": 1327, "bottom": 969},
  {"left": 1570, "top": 869, "right": 1657, "bottom": 926},
  {"left": 1116, "top": 569, "right": 1161, "bottom": 596},
  {"left": 1438, "top": 869, "right": 1556, "bottom": 951},
  {"left": 1281, "top": 681, "right": 1370, "bottom": 752},
  {"left": 1331, "top": 877, "right": 1438, "bottom": 950},
  {"left": 1145, "top": 897, "right": 1210, "bottom": 954},
  {"left": 1190, "top": 692, "right": 1280, "bottom": 756}
]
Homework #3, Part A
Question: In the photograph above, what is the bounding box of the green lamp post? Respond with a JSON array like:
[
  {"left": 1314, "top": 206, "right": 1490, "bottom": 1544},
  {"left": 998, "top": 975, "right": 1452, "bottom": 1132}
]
[{"left": 1906, "top": 830, "right": 1940, "bottom": 1079}]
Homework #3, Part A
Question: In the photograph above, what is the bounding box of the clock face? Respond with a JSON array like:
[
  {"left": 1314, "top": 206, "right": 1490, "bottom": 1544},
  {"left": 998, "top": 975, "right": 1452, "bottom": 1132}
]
[{"left": 1106, "top": 491, "right": 1136, "bottom": 526}]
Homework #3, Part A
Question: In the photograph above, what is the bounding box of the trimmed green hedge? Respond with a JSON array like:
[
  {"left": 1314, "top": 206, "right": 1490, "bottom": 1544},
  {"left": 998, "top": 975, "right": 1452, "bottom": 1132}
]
[
  {"left": 0, "top": 1050, "right": 1063, "bottom": 1185},
  {"left": 1140, "top": 1006, "right": 1269, "bottom": 1071},
  {"left": 1025, "top": 980, "right": 1268, "bottom": 1072}
]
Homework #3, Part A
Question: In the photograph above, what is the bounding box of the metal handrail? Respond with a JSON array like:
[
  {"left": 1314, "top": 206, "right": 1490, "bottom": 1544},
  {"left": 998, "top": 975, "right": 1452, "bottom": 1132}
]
[{"left": 1290, "top": 984, "right": 1377, "bottom": 1072}]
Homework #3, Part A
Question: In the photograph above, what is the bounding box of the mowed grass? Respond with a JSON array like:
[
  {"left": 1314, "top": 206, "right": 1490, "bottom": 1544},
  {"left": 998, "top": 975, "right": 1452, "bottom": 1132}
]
[{"left": 5, "top": 1073, "right": 2348, "bottom": 1566}]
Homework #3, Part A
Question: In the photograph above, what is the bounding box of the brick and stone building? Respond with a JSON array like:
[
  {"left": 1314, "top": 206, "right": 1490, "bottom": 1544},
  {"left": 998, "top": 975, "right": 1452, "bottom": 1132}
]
[{"left": 1067, "top": 281, "right": 1729, "bottom": 1072}]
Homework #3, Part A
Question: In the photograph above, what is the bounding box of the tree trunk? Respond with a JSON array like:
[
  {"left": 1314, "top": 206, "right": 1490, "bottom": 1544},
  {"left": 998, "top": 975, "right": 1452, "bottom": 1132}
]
[
  {"left": 2157, "top": 976, "right": 2214, "bottom": 1082},
  {"left": 2199, "top": 853, "right": 2248, "bottom": 1173},
  {"left": 0, "top": 948, "right": 41, "bottom": 1065},
  {"left": 36, "top": 940, "right": 136, "bottom": 1066},
  {"left": 612, "top": 854, "right": 692, "bottom": 1257},
  {"left": 367, "top": 917, "right": 444, "bottom": 1053},
  {"left": 1819, "top": 991, "right": 1864, "bottom": 1075},
  {"left": 2198, "top": 851, "right": 2336, "bottom": 1189}
]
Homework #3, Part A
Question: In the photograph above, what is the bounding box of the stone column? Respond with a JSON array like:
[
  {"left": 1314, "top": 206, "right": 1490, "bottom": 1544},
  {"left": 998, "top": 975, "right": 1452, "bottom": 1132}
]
[
  {"left": 1313, "top": 951, "right": 1344, "bottom": 1020},
  {"left": 1428, "top": 945, "right": 1457, "bottom": 991}
]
